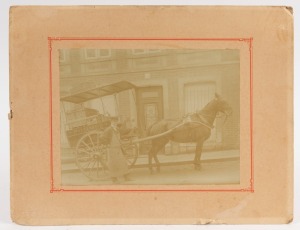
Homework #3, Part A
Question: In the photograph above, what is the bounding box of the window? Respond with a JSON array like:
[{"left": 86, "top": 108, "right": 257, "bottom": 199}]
[
  {"left": 184, "top": 82, "right": 216, "bottom": 113},
  {"left": 85, "top": 49, "right": 98, "bottom": 59},
  {"left": 132, "top": 49, "right": 161, "bottom": 55},
  {"left": 84, "top": 49, "right": 111, "bottom": 59},
  {"left": 59, "top": 49, "right": 67, "bottom": 62},
  {"left": 98, "top": 49, "right": 111, "bottom": 57},
  {"left": 183, "top": 81, "right": 218, "bottom": 149}
]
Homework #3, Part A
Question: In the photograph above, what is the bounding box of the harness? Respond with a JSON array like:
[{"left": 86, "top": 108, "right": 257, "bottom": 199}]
[
  {"left": 182, "top": 113, "right": 214, "bottom": 130},
  {"left": 129, "top": 111, "right": 229, "bottom": 144},
  {"left": 195, "top": 110, "right": 230, "bottom": 129}
]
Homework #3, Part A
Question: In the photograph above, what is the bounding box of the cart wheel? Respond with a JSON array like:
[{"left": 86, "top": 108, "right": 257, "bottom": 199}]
[
  {"left": 122, "top": 143, "right": 139, "bottom": 167},
  {"left": 75, "top": 131, "right": 108, "bottom": 181}
]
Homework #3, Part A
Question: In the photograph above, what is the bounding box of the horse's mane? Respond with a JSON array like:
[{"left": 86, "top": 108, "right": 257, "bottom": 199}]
[{"left": 199, "top": 99, "right": 216, "bottom": 112}]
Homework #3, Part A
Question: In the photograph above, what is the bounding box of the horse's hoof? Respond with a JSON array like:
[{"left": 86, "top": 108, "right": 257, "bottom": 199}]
[
  {"left": 156, "top": 168, "right": 160, "bottom": 173},
  {"left": 194, "top": 165, "right": 202, "bottom": 171}
]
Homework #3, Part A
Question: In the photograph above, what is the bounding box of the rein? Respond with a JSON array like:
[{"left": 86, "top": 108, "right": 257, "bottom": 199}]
[
  {"left": 129, "top": 106, "right": 231, "bottom": 144},
  {"left": 182, "top": 114, "right": 213, "bottom": 130},
  {"left": 129, "top": 115, "right": 213, "bottom": 144},
  {"left": 129, "top": 118, "right": 197, "bottom": 144},
  {"left": 199, "top": 111, "right": 225, "bottom": 119},
  {"left": 196, "top": 110, "right": 230, "bottom": 129}
]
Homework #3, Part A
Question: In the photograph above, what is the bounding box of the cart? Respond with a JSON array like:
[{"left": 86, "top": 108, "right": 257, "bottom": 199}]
[{"left": 60, "top": 81, "right": 140, "bottom": 180}]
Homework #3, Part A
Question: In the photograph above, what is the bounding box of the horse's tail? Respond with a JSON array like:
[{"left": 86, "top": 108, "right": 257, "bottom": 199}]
[
  {"left": 146, "top": 120, "right": 159, "bottom": 136},
  {"left": 146, "top": 120, "right": 169, "bottom": 137}
]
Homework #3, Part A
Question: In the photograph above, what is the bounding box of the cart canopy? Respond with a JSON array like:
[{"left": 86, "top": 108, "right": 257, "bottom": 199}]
[{"left": 60, "top": 81, "right": 136, "bottom": 104}]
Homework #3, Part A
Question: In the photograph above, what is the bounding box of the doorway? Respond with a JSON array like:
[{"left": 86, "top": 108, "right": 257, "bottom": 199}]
[{"left": 136, "top": 86, "right": 164, "bottom": 154}]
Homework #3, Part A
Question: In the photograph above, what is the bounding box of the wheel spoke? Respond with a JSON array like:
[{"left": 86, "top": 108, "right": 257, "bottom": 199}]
[
  {"left": 96, "top": 159, "right": 100, "bottom": 177},
  {"left": 77, "top": 156, "right": 91, "bottom": 162},
  {"left": 81, "top": 139, "right": 93, "bottom": 151},
  {"left": 76, "top": 131, "right": 109, "bottom": 181},
  {"left": 77, "top": 147, "right": 92, "bottom": 155},
  {"left": 88, "top": 134, "right": 95, "bottom": 148},
  {"left": 83, "top": 159, "right": 92, "bottom": 170},
  {"left": 96, "top": 133, "right": 100, "bottom": 147},
  {"left": 88, "top": 159, "right": 97, "bottom": 176}
]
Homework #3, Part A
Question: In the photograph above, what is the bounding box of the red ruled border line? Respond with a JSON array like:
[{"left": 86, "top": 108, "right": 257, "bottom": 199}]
[
  {"left": 48, "top": 37, "right": 253, "bottom": 193},
  {"left": 51, "top": 188, "right": 253, "bottom": 192},
  {"left": 50, "top": 37, "right": 251, "bottom": 41},
  {"left": 48, "top": 37, "right": 54, "bottom": 192},
  {"left": 249, "top": 38, "right": 254, "bottom": 192}
]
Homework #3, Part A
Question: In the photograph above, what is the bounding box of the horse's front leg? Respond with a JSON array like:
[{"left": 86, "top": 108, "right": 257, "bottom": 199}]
[
  {"left": 148, "top": 149, "right": 154, "bottom": 174},
  {"left": 194, "top": 141, "right": 204, "bottom": 170},
  {"left": 149, "top": 144, "right": 161, "bottom": 173},
  {"left": 153, "top": 153, "right": 160, "bottom": 173}
]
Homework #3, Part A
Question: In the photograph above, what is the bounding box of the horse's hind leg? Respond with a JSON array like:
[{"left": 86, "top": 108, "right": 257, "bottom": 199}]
[
  {"left": 194, "top": 140, "right": 204, "bottom": 170},
  {"left": 153, "top": 153, "right": 160, "bottom": 173},
  {"left": 148, "top": 148, "right": 154, "bottom": 174},
  {"left": 152, "top": 138, "right": 169, "bottom": 173},
  {"left": 148, "top": 144, "right": 159, "bottom": 174}
]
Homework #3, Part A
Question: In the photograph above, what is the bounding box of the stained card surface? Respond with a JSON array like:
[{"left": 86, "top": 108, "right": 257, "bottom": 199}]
[{"left": 10, "top": 6, "right": 293, "bottom": 225}]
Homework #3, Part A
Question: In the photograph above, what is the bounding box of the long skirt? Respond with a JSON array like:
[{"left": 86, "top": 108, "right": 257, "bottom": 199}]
[{"left": 107, "top": 147, "right": 129, "bottom": 177}]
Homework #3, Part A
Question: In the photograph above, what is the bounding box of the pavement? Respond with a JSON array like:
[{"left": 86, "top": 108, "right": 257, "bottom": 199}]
[
  {"left": 60, "top": 149, "right": 240, "bottom": 186},
  {"left": 61, "top": 149, "right": 239, "bottom": 172}
]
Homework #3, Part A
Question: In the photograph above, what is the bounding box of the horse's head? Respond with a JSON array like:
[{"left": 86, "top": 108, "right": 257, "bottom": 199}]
[
  {"left": 213, "top": 93, "right": 232, "bottom": 115},
  {"left": 197, "top": 93, "right": 232, "bottom": 117}
]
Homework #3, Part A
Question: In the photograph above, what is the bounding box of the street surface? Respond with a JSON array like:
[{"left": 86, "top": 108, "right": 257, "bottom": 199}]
[{"left": 61, "top": 150, "right": 240, "bottom": 185}]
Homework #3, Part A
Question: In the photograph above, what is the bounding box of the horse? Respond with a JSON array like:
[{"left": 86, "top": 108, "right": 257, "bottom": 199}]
[{"left": 146, "top": 93, "right": 232, "bottom": 173}]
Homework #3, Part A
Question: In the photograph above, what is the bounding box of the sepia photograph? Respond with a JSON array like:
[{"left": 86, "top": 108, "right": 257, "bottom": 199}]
[
  {"left": 6, "top": 3, "right": 295, "bottom": 226},
  {"left": 59, "top": 49, "right": 240, "bottom": 186}
]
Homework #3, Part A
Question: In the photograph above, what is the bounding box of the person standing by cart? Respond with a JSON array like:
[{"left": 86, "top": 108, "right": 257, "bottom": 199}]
[{"left": 99, "top": 116, "right": 131, "bottom": 183}]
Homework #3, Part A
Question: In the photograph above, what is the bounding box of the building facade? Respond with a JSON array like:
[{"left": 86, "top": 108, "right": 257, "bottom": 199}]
[{"left": 60, "top": 49, "right": 240, "bottom": 153}]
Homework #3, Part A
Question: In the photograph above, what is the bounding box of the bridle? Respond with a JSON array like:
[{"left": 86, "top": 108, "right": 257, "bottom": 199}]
[{"left": 196, "top": 107, "right": 232, "bottom": 129}]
